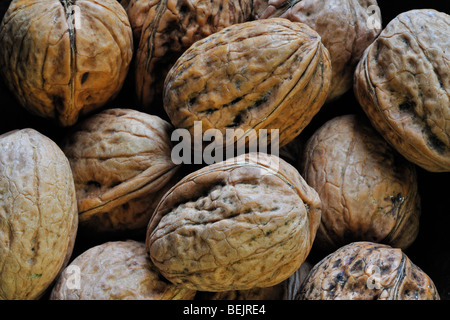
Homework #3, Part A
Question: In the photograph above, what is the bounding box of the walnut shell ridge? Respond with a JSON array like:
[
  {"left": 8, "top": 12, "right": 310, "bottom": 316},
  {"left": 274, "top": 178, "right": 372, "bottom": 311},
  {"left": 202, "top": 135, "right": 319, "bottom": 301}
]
[
  {"left": 134, "top": 0, "right": 253, "bottom": 110},
  {"left": 354, "top": 9, "right": 450, "bottom": 172},
  {"left": 164, "top": 18, "right": 331, "bottom": 149},
  {"left": 146, "top": 152, "right": 321, "bottom": 292},
  {"left": 50, "top": 240, "right": 196, "bottom": 300},
  {"left": 0, "top": 128, "right": 78, "bottom": 300},
  {"left": 301, "top": 114, "right": 420, "bottom": 251},
  {"left": 62, "top": 108, "right": 178, "bottom": 234},
  {"left": 297, "top": 242, "right": 440, "bottom": 300},
  {"left": 0, "top": 0, "right": 133, "bottom": 126},
  {"left": 253, "top": 0, "right": 381, "bottom": 102}
]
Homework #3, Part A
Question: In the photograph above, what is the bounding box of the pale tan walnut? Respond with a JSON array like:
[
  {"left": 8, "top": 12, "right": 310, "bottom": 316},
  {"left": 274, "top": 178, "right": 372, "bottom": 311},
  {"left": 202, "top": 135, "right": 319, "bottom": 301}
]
[
  {"left": 195, "top": 261, "right": 312, "bottom": 300},
  {"left": 146, "top": 152, "right": 321, "bottom": 292},
  {"left": 297, "top": 242, "right": 440, "bottom": 300},
  {"left": 0, "top": 128, "right": 78, "bottom": 300},
  {"left": 0, "top": 0, "right": 133, "bottom": 127},
  {"left": 135, "top": 0, "right": 253, "bottom": 110},
  {"left": 164, "top": 18, "right": 331, "bottom": 149},
  {"left": 62, "top": 108, "right": 178, "bottom": 234},
  {"left": 354, "top": 9, "right": 450, "bottom": 172},
  {"left": 301, "top": 114, "right": 420, "bottom": 251},
  {"left": 50, "top": 240, "right": 196, "bottom": 300},
  {"left": 253, "top": 0, "right": 381, "bottom": 102}
]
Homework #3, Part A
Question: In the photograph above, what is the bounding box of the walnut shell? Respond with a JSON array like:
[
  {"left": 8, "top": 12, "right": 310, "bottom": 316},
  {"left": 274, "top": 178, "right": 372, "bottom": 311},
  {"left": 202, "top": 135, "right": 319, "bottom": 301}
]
[
  {"left": 297, "top": 242, "right": 440, "bottom": 300},
  {"left": 0, "top": 0, "right": 133, "bottom": 126},
  {"left": 62, "top": 108, "right": 178, "bottom": 234},
  {"left": 354, "top": 9, "right": 450, "bottom": 172},
  {"left": 50, "top": 240, "right": 196, "bottom": 300},
  {"left": 164, "top": 18, "right": 331, "bottom": 149},
  {"left": 253, "top": 0, "right": 381, "bottom": 102},
  {"left": 301, "top": 114, "right": 420, "bottom": 251},
  {"left": 0, "top": 128, "right": 78, "bottom": 300},
  {"left": 135, "top": 0, "right": 253, "bottom": 110},
  {"left": 146, "top": 152, "right": 321, "bottom": 292},
  {"left": 196, "top": 261, "right": 312, "bottom": 300}
]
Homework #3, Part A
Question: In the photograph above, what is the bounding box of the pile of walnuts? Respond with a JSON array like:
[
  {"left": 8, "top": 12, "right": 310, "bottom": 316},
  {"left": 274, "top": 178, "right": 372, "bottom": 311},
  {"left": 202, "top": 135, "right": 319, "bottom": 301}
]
[{"left": 0, "top": 0, "right": 448, "bottom": 300}]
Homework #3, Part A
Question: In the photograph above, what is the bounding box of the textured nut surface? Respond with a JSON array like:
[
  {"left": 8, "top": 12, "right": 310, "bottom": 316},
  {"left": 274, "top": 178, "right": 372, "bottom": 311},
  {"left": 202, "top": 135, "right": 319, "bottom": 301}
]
[
  {"left": 62, "top": 108, "right": 178, "bottom": 234},
  {"left": 50, "top": 240, "right": 196, "bottom": 300},
  {"left": 135, "top": 0, "right": 252, "bottom": 109},
  {"left": 0, "top": 0, "right": 133, "bottom": 126},
  {"left": 164, "top": 18, "right": 331, "bottom": 148},
  {"left": 301, "top": 114, "right": 420, "bottom": 251},
  {"left": 297, "top": 242, "right": 440, "bottom": 300},
  {"left": 253, "top": 0, "right": 381, "bottom": 102},
  {"left": 196, "top": 260, "right": 312, "bottom": 300},
  {"left": 354, "top": 9, "right": 450, "bottom": 172},
  {"left": 0, "top": 128, "right": 78, "bottom": 300},
  {"left": 146, "top": 152, "right": 321, "bottom": 292}
]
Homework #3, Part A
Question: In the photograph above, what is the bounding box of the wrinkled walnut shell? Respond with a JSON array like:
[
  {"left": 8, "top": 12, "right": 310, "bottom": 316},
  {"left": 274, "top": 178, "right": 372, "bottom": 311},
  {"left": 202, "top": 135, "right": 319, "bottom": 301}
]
[
  {"left": 297, "top": 242, "right": 440, "bottom": 300},
  {"left": 164, "top": 18, "right": 331, "bottom": 149},
  {"left": 62, "top": 108, "right": 178, "bottom": 234},
  {"left": 195, "top": 261, "right": 312, "bottom": 300},
  {"left": 0, "top": 129, "right": 78, "bottom": 300},
  {"left": 0, "top": 0, "right": 133, "bottom": 126},
  {"left": 146, "top": 152, "right": 321, "bottom": 292},
  {"left": 134, "top": 0, "right": 252, "bottom": 110},
  {"left": 50, "top": 240, "right": 196, "bottom": 300},
  {"left": 253, "top": 0, "right": 381, "bottom": 102},
  {"left": 301, "top": 114, "right": 420, "bottom": 251},
  {"left": 354, "top": 9, "right": 450, "bottom": 172}
]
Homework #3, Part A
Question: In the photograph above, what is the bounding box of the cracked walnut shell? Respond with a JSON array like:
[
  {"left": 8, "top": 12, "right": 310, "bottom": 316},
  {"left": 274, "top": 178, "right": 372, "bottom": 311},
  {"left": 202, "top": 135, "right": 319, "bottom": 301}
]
[
  {"left": 354, "top": 9, "right": 450, "bottom": 172},
  {"left": 164, "top": 18, "right": 331, "bottom": 149},
  {"left": 50, "top": 240, "right": 196, "bottom": 300},
  {"left": 62, "top": 108, "right": 178, "bottom": 234},
  {"left": 301, "top": 114, "right": 420, "bottom": 251},
  {"left": 253, "top": 0, "right": 381, "bottom": 102},
  {"left": 146, "top": 152, "right": 321, "bottom": 292},
  {"left": 0, "top": 128, "right": 78, "bottom": 300},
  {"left": 0, "top": 0, "right": 133, "bottom": 126},
  {"left": 297, "top": 242, "right": 440, "bottom": 300}
]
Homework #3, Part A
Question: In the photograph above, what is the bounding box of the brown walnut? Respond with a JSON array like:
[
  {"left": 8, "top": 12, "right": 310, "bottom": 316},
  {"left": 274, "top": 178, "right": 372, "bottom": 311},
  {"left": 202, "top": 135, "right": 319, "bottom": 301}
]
[
  {"left": 195, "top": 261, "right": 312, "bottom": 300},
  {"left": 301, "top": 114, "right": 420, "bottom": 251},
  {"left": 164, "top": 18, "right": 331, "bottom": 149},
  {"left": 253, "top": 0, "right": 381, "bottom": 102},
  {"left": 0, "top": 0, "right": 133, "bottom": 126},
  {"left": 146, "top": 152, "right": 321, "bottom": 292},
  {"left": 134, "top": 0, "right": 253, "bottom": 110},
  {"left": 50, "top": 240, "right": 196, "bottom": 300},
  {"left": 354, "top": 9, "right": 450, "bottom": 172},
  {"left": 62, "top": 108, "right": 178, "bottom": 234},
  {"left": 0, "top": 128, "right": 78, "bottom": 300},
  {"left": 297, "top": 242, "right": 440, "bottom": 300}
]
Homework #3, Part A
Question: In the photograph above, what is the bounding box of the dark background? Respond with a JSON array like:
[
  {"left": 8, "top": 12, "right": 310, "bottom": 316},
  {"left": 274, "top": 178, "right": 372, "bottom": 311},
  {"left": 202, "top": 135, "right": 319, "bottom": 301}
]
[{"left": 0, "top": 0, "right": 449, "bottom": 300}]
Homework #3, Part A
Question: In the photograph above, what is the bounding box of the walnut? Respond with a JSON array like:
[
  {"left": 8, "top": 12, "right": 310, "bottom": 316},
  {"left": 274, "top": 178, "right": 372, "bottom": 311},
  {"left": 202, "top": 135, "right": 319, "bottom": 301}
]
[
  {"left": 354, "top": 9, "right": 450, "bottom": 172},
  {"left": 195, "top": 261, "right": 312, "bottom": 300},
  {"left": 50, "top": 240, "right": 196, "bottom": 300},
  {"left": 0, "top": 0, "right": 133, "bottom": 126},
  {"left": 253, "top": 0, "right": 381, "bottom": 102},
  {"left": 301, "top": 114, "right": 420, "bottom": 251},
  {"left": 134, "top": 0, "right": 253, "bottom": 110},
  {"left": 0, "top": 128, "right": 78, "bottom": 300},
  {"left": 146, "top": 152, "right": 321, "bottom": 292},
  {"left": 164, "top": 18, "right": 331, "bottom": 149},
  {"left": 297, "top": 242, "right": 440, "bottom": 300},
  {"left": 62, "top": 108, "right": 178, "bottom": 234}
]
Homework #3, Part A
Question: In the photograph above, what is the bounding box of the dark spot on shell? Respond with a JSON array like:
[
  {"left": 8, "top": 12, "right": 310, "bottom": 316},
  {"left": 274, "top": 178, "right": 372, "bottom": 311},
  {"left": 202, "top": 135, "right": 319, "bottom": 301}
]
[
  {"left": 399, "top": 99, "right": 416, "bottom": 112},
  {"left": 86, "top": 180, "right": 101, "bottom": 189},
  {"left": 81, "top": 72, "right": 89, "bottom": 84}
]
